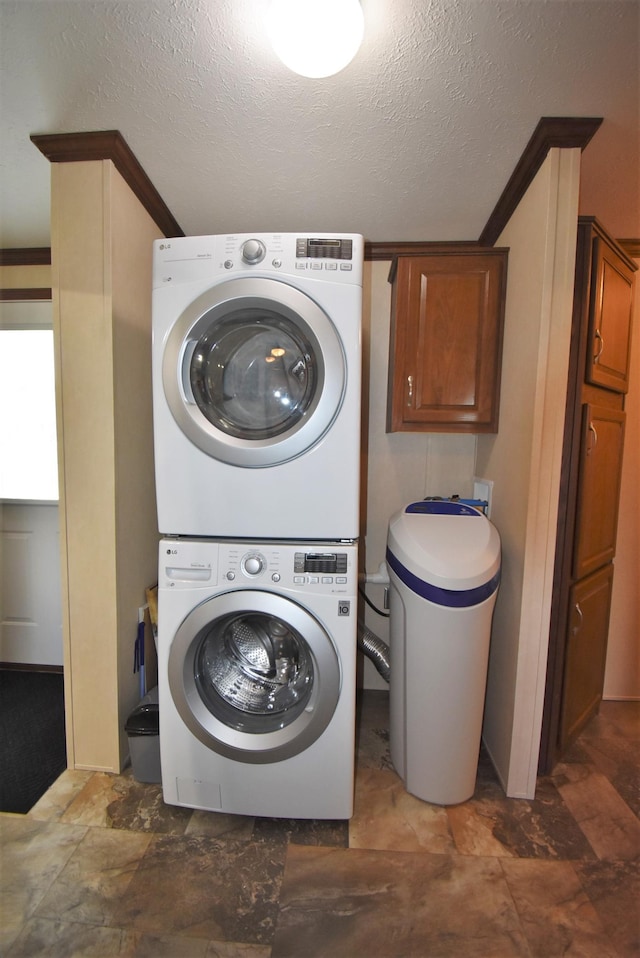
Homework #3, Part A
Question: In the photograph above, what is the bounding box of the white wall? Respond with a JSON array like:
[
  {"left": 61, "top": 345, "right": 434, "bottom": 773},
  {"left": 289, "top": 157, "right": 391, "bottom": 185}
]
[
  {"left": 360, "top": 259, "right": 477, "bottom": 688},
  {"left": 476, "top": 149, "right": 582, "bottom": 797}
]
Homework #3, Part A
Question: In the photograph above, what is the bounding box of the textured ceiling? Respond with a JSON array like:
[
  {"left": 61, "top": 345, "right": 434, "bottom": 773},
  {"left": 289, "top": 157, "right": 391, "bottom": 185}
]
[{"left": 1, "top": 0, "right": 638, "bottom": 249}]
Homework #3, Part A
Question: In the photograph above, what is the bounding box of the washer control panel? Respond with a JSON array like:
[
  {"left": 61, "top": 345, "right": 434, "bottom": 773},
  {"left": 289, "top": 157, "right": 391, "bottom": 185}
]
[{"left": 160, "top": 539, "right": 356, "bottom": 593}]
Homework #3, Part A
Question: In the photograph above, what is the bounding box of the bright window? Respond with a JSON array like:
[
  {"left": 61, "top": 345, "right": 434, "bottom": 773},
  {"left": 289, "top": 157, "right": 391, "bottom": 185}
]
[{"left": 0, "top": 327, "right": 59, "bottom": 500}]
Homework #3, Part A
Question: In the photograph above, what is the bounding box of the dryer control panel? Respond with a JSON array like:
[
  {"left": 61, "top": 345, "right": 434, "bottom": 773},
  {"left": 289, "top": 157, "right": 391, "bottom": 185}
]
[{"left": 152, "top": 232, "right": 364, "bottom": 287}]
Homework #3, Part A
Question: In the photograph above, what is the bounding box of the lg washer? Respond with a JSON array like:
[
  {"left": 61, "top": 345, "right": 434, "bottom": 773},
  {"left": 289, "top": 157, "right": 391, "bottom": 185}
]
[
  {"left": 158, "top": 537, "right": 358, "bottom": 819},
  {"left": 152, "top": 233, "right": 363, "bottom": 539}
]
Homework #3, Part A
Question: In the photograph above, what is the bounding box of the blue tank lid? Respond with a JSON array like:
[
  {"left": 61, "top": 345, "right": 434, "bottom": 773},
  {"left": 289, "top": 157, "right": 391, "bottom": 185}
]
[{"left": 405, "top": 500, "right": 482, "bottom": 517}]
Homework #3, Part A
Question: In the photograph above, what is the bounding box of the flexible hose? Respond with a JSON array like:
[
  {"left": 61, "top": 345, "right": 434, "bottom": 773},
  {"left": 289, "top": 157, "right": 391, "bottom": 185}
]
[{"left": 358, "top": 622, "right": 390, "bottom": 683}]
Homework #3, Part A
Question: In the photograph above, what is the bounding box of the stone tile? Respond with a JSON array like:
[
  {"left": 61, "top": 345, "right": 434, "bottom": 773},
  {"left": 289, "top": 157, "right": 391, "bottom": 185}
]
[
  {"left": 0, "top": 816, "right": 87, "bottom": 952},
  {"left": 203, "top": 944, "right": 272, "bottom": 958},
  {"left": 7, "top": 916, "right": 130, "bottom": 957},
  {"left": 272, "top": 845, "right": 530, "bottom": 957},
  {"left": 582, "top": 735, "right": 640, "bottom": 819},
  {"left": 354, "top": 689, "right": 393, "bottom": 771},
  {"left": 59, "top": 771, "right": 129, "bottom": 828},
  {"left": 447, "top": 799, "right": 516, "bottom": 858},
  {"left": 573, "top": 859, "right": 640, "bottom": 957},
  {"left": 350, "top": 766, "right": 456, "bottom": 854},
  {"left": 252, "top": 816, "right": 349, "bottom": 847},
  {"left": 106, "top": 776, "right": 194, "bottom": 835},
  {"left": 8, "top": 916, "right": 273, "bottom": 957},
  {"left": 579, "top": 701, "right": 640, "bottom": 744},
  {"left": 28, "top": 768, "right": 94, "bottom": 822},
  {"left": 551, "top": 763, "right": 640, "bottom": 860},
  {"left": 33, "top": 826, "right": 151, "bottom": 928},
  {"left": 115, "top": 833, "right": 286, "bottom": 944},
  {"left": 501, "top": 858, "right": 618, "bottom": 957},
  {"left": 186, "top": 809, "right": 256, "bottom": 841},
  {"left": 448, "top": 777, "right": 596, "bottom": 860}
]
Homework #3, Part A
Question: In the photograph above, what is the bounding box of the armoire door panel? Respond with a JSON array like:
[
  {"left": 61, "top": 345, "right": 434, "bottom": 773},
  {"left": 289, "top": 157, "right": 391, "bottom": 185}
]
[
  {"left": 559, "top": 564, "right": 614, "bottom": 750},
  {"left": 586, "top": 235, "right": 635, "bottom": 393},
  {"left": 572, "top": 403, "right": 625, "bottom": 580}
]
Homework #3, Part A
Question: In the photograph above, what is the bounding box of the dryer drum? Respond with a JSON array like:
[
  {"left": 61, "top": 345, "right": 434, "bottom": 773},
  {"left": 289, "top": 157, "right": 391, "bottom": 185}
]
[{"left": 190, "top": 309, "right": 317, "bottom": 440}]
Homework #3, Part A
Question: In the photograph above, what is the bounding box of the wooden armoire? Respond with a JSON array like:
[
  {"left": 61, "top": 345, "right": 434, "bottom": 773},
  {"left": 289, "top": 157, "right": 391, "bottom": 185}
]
[{"left": 540, "top": 217, "right": 637, "bottom": 772}]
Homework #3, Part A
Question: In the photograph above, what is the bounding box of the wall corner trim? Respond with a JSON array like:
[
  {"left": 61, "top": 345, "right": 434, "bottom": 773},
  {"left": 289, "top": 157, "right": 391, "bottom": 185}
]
[
  {"left": 31, "top": 130, "right": 184, "bottom": 240},
  {"left": 478, "top": 117, "right": 603, "bottom": 247}
]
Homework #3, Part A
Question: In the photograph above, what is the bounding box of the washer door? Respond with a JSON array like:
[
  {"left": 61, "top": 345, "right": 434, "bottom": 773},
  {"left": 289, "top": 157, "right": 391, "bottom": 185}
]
[
  {"left": 168, "top": 590, "right": 341, "bottom": 763},
  {"left": 162, "top": 278, "right": 346, "bottom": 467}
]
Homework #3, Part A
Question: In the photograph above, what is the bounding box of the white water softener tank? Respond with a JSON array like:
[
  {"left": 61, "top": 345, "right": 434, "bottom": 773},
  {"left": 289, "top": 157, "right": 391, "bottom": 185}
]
[{"left": 387, "top": 500, "right": 501, "bottom": 805}]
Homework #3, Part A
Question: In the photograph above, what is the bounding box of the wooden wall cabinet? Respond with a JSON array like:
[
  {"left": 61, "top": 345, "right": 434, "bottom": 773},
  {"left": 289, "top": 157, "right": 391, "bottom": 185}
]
[
  {"left": 586, "top": 231, "right": 635, "bottom": 393},
  {"left": 387, "top": 248, "right": 508, "bottom": 433},
  {"left": 542, "top": 217, "right": 637, "bottom": 768}
]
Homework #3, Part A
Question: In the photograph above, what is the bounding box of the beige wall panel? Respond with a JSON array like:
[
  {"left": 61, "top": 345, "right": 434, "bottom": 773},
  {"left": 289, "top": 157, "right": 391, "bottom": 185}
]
[
  {"left": 109, "top": 164, "right": 163, "bottom": 765},
  {"left": 0, "top": 264, "right": 51, "bottom": 290},
  {"left": 52, "top": 160, "right": 119, "bottom": 770},
  {"left": 477, "top": 150, "right": 581, "bottom": 797}
]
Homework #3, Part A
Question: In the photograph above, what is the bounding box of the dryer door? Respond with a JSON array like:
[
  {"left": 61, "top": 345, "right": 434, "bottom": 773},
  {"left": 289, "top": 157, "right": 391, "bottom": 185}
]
[
  {"left": 162, "top": 278, "right": 346, "bottom": 467},
  {"left": 167, "top": 589, "right": 341, "bottom": 763}
]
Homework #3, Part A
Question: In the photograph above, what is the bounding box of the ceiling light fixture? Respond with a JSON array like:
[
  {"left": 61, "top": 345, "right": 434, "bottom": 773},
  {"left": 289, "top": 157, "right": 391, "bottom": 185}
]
[{"left": 267, "top": 0, "right": 364, "bottom": 79}]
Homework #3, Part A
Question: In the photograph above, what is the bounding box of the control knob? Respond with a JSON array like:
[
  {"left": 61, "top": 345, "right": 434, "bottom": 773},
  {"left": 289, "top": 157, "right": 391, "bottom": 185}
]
[
  {"left": 241, "top": 238, "right": 266, "bottom": 265},
  {"left": 243, "top": 554, "right": 264, "bottom": 576}
]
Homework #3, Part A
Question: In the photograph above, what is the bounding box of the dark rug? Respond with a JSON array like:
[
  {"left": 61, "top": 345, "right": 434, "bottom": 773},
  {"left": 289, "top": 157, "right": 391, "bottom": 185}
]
[{"left": 0, "top": 669, "right": 67, "bottom": 814}]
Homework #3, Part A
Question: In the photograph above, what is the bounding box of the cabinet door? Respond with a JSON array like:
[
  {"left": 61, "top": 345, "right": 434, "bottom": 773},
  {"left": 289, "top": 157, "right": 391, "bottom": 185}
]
[
  {"left": 586, "top": 236, "right": 635, "bottom": 393},
  {"left": 572, "top": 403, "right": 625, "bottom": 581},
  {"left": 387, "top": 252, "right": 507, "bottom": 432},
  {"left": 559, "top": 564, "right": 614, "bottom": 750}
]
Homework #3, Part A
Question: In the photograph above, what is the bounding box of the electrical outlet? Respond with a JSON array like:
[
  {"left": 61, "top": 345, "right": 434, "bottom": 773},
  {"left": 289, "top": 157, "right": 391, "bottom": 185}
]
[{"left": 473, "top": 477, "right": 494, "bottom": 518}]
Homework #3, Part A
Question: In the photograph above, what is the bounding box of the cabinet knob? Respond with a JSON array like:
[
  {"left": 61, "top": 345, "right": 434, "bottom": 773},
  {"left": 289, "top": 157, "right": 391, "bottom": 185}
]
[
  {"left": 593, "top": 328, "right": 604, "bottom": 362},
  {"left": 588, "top": 422, "right": 598, "bottom": 455},
  {"left": 406, "top": 375, "right": 414, "bottom": 406}
]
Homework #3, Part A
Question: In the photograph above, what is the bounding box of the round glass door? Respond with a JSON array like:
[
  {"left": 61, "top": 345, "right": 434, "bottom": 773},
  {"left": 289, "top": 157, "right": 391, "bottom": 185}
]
[
  {"left": 168, "top": 590, "right": 341, "bottom": 763},
  {"left": 190, "top": 308, "right": 316, "bottom": 441},
  {"left": 162, "top": 278, "right": 346, "bottom": 467}
]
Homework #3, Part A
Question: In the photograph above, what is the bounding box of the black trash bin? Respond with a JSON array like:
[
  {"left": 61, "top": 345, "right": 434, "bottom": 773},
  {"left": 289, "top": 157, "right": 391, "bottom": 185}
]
[{"left": 125, "top": 687, "right": 161, "bottom": 783}]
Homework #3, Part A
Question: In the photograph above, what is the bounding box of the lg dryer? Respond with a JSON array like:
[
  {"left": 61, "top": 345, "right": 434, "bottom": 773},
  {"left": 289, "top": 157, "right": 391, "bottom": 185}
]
[
  {"left": 158, "top": 537, "right": 358, "bottom": 819},
  {"left": 152, "top": 233, "right": 363, "bottom": 539}
]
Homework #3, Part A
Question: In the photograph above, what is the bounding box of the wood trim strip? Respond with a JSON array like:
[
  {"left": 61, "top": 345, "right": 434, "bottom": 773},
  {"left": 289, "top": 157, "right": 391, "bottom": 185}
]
[
  {"left": 619, "top": 239, "right": 640, "bottom": 259},
  {"left": 0, "top": 662, "right": 63, "bottom": 673},
  {"left": 365, "top": 240, "right": 479, "bottom": 261},
  {"left": 0, "top": 288, "right": 52, "bottom": 301},
  {"left": 0, "top": 248, "right": 52, "bottom": 266},
  {"left": 31, "top": 130, "right": 184, "bottom": 239},
  {"left": 478, "top": 117, "right": 603, "bottom": 247}
]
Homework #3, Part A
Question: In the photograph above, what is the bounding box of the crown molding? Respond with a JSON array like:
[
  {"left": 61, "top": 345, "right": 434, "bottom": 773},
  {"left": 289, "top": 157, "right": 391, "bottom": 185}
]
[
  {"left": 478, "top": 117, "right": 603, "bottom": 247},
  {"left": 31, "top": 130, "right": 184, "bottom": 239}
]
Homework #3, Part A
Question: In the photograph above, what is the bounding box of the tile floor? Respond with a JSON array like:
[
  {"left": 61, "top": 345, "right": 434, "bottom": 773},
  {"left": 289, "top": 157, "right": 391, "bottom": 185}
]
[{"left": 1, "top": 692, "right": 638, "bottom": 957}]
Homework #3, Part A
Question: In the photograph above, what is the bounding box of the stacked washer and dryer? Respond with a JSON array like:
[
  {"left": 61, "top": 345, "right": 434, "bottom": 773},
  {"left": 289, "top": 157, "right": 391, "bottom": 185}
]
[{"left": 152, "top": 233, "right": 364, "bottom": 819}]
